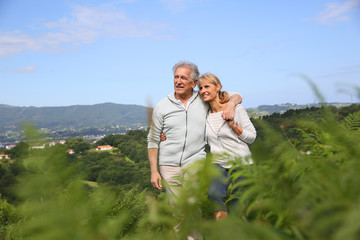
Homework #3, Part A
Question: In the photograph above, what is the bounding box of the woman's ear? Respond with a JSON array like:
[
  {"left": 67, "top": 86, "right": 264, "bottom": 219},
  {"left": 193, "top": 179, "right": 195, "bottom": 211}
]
[{"left": 216, "top": 84, "right": 221, "bottom": 92}]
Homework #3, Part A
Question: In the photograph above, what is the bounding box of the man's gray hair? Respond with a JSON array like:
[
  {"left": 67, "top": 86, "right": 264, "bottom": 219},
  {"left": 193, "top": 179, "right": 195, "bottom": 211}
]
[{"left": 172, "top": 61, "right": 200, "bottom": 82}]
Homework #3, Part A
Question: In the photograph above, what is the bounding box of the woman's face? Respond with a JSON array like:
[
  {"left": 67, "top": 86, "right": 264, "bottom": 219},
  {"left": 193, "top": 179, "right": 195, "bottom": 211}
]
[{"left": 199, "top": 80, "right": 221, "bottom": 102}]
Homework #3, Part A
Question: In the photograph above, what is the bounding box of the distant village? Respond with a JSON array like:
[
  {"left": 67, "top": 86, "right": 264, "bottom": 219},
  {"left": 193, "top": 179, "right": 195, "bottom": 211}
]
[
  {"left": 0, "top": 124, "right": 148, "bottom": 163},
  {"left": 0, "top": 124, "right": 148, "bottom": 148},
  {"left": 0, "top": 138, "right": 117, "bottom": 163}
]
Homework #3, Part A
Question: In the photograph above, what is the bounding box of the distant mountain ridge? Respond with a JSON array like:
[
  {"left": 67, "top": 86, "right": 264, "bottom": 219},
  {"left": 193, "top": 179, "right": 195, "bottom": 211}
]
[
  {"left": 0, "top": 103, "right": 148, "bottom": 132},
  {"left": 247, "top": 102, "right": 354, "bottom": 118},
  {"left": 0, "top": 102, "right": 355, "bottom": 133}
]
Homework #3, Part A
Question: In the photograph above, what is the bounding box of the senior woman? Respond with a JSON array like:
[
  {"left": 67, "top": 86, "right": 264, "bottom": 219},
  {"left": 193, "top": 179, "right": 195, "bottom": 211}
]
[{"left": 198, "top": 73, "right": 256, "bottom": 220}]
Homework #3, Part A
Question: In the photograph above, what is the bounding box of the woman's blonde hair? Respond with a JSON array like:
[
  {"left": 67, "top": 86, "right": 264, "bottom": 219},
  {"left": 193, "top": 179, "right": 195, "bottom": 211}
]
[{"left": 198, "top": 73, "right": 229, "bottom": 104}]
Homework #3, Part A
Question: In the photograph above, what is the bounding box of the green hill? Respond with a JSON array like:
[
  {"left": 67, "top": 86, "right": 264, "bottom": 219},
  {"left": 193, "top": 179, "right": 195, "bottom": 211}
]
[
  {"left": 1, "top": 102, "right": 355, "bottom": 134},
  {"left": 246, "top": 102, "right": 353, "bottom": 118},
  {"left": 0, "top": 103, "right": 148, "bottom": 133}
]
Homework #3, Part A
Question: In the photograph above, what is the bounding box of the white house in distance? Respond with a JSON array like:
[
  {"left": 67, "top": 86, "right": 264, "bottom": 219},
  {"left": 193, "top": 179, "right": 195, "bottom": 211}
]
[
  {"left": 0, "top": 154, "right": 9, "bottom": 160},
  {"left": 66, "top": 149, "right": 74, "bottom": 154},
  {"left": 96, "top": 145, "right": 113, "bottom": 151}
]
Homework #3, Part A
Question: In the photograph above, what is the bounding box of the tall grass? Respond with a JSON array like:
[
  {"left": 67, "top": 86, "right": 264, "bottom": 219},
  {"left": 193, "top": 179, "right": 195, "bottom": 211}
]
[{"left": 1, "top": 90, "right": 360, "bottom": 239}]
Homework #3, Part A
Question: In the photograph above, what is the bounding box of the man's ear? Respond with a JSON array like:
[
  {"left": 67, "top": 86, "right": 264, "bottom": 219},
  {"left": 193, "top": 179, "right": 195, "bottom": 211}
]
[{"left": 192, "top": 79, "right": 198, "bottom": 88}]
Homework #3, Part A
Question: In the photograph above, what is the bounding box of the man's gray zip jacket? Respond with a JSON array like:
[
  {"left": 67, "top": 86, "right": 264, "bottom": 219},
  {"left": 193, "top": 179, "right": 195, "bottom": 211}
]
[{"left": 147, "top": 91, "right": 208, "bottom": 166}]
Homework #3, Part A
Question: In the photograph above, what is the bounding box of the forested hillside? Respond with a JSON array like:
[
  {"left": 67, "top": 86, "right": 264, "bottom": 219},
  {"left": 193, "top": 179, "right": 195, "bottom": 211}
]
[
  {"left": 246, "top": 102, "right": 352, "bottom": 118},
  {"left": 0, "top": 103, "right": 359, "bottom": 240},
  {"left": 1, "top": 102, "right": 353, "bottom": 134},
  {"left": 0, "top": 103, "right": 148, "bottom": 132}
]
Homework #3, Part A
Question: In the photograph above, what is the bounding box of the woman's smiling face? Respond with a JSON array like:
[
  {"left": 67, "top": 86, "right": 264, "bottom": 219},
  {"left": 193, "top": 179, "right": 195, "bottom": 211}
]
[{"left": 199, "top": 80, "right": 221, "bottom": 102}]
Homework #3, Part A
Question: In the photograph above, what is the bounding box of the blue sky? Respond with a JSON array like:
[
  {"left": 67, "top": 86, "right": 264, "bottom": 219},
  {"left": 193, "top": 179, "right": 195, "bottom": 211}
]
[{"left": 0, "top": 0, "right": 359, "bottom": 108}]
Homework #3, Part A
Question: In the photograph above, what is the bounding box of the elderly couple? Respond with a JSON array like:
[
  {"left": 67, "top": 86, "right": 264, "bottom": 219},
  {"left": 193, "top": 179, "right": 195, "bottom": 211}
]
[{"left": 147, "top": 61, "right": 256, "bottom": 221}]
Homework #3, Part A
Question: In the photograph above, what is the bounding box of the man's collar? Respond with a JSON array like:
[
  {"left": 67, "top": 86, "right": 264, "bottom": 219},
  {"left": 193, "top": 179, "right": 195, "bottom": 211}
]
[{"left": 174, "top": 90, "right": 197, "bottom": 101}]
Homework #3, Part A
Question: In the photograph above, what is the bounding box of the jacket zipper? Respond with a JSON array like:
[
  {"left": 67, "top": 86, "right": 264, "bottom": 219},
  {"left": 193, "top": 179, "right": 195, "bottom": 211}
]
[
  {"left": 169, "top": 92, "right": 197, "bottom": 167},
  {"left": 179, "top": 110, "right": 188, "bottom": 166}
]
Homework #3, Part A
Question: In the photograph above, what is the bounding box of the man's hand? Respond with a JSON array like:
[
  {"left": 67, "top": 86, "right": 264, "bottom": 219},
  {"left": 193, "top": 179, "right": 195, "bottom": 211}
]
[
  {"left": 222, "top": 93, "right": 242, "bottom": 120},
  {"left": 151, "top": 171, "right": 162, "bottom": 190},
  {"left": 148, "top": 148, "right": 162, "bottom": 190},
  {"left": 222, "top": 101, "right": 235, "bottom": 121}
]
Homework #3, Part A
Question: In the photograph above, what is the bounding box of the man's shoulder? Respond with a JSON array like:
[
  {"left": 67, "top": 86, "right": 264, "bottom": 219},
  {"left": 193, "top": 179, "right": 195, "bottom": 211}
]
[
  {"left": 190, "top": 92, "right": 208, "bottom": 108},
  {"left": 234, "top": 104, "right": 249, "bottom": 117},
  {"left": 235, "top": 103, "right": 246, "bottom": 110},
  {"left": 153, "top": 93, "right": 177, "bottom": 111}
]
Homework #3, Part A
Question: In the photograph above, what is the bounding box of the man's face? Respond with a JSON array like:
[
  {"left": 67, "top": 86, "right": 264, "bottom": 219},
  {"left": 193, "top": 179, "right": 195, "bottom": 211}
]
[{"left": 173, "top": 67, "right": 197, "bottom": 98}]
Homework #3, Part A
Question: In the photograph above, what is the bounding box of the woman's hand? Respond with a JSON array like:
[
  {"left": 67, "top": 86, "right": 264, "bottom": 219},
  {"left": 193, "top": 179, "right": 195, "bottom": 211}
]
[
  {"left": 226, "top": 119, "right": 235, "bottom": 128},
  {"left": 227, "top": 120, "right": 243, "bottom": 136},
  {"left": 160, "top": 132, "right": 166, "bottom": 141}
]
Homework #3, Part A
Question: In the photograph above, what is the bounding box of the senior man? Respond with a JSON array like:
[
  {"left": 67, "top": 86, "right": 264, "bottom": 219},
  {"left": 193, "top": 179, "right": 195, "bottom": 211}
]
[{"left": 147, "top": 61, "right": 242, "bottom": 199}]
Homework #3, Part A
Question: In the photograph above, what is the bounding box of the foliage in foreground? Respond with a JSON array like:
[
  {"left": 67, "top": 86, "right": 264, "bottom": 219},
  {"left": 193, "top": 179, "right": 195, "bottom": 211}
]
[{"left": 1, "top": 103, "right": 360, "bottom": 239}]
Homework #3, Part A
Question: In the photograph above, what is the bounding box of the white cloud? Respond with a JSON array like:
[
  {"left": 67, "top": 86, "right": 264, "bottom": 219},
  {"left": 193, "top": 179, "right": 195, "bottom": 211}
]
[
  {"left": 0, "top": 4, "right": 174, "bottom": 57},
  {"left": 9, "top": 66, "right": 37, "bottom": 73},
  {"left": 0, "top": 31, "right": 41, "bottom": 56},
  {"left": 313, "top": 0, "right": 360, "bottom": 25}
]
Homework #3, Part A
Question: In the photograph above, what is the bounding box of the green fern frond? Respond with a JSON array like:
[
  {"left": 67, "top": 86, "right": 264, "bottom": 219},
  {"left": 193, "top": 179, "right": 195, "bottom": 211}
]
[{"left": 343, "top": 111, "right": 360, "bottom": 133}]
